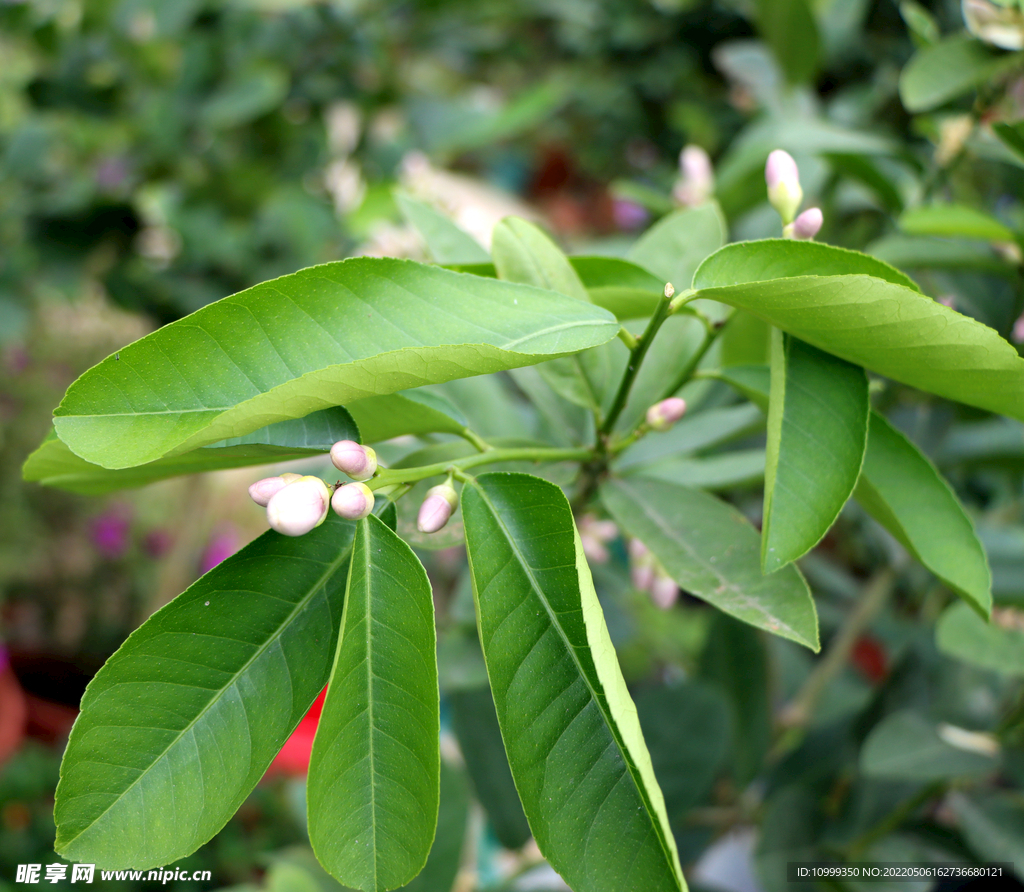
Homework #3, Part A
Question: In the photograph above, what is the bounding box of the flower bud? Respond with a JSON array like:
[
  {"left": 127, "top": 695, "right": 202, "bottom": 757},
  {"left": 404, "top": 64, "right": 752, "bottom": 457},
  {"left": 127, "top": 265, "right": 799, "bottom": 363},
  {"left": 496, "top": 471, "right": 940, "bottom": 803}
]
[
  {"left": 782, "top": 207, "right": 823, "bottom": 241},
  {"left": 650, "top": 574, "right": 680, "bottom": 610},
  {"left": 673, "top": 145, "right": 714, "bottom": 207},
  {"left": 765, "top": 149, "right": 803, "bottom": 225},
  {"left": 963, "top": 0, "right": 1024, "bottom": 50},
  {"left": 628, "top": 538, "right": 656, "bottom": 591},
  {"left": 331, "top": 482, "right": 375, "bottom": 520},
  {"left": 249, "top": 476, "right": 289, "bottom": 507},
  {"left": 417, "top": 483, "right": 459, "bottom": 534},
  {"left": 267, "top": 476, "right": 330, "bottom": 537},
  {"left": 330, "top": 440, "right": 377, "bottom": 480},
  {"left": 645, "top": 397, "right": 687, "bottom": 432}
]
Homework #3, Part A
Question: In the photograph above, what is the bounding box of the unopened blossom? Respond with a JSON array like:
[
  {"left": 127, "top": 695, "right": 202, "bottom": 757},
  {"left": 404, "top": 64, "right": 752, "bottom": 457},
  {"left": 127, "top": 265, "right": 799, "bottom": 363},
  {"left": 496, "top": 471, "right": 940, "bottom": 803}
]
[
  {"left": 331, "top": 482, "right": 375, "bottom": 520},
  {"left": 963, "top": 0, "right": 1024, "bottom": 49},
  {"left": 579, "top": 515, "right": 619, "bottom": 564},
  {"left": 330, "top": 440, "right": 377, "bottom": 481},
  {"left": 417, "top": 482, "right": 459, "bottom": 534},
  {"left": 673, "top": 145, "right": 714, "bottom": 207},
  {"left": 629, "top": 539, "right": 656, "bottom": 592},
  {"left": 267, "top": 476, "right": 330, "bottom": 537},
  {"left": 765, "top": 149, "right": 803, "bottom": 225},
  {"left": 646, "top": 397, "right": 687, "bottom": 432},
  {"left": 783, "top": 207, "right": 823, "bottom": 241},
  {"left": 650, "top": 575, "right": 681, "bottom": 610},
  {"left": 1014, "top": 312, "right": 1024, "bottom": 343}
]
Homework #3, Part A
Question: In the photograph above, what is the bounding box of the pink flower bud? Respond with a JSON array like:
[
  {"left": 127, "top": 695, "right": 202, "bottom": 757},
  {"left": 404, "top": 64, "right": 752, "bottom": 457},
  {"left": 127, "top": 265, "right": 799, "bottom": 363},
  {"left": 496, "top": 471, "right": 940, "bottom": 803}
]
[
  {"left": 1014, "top": 312, "right": 1024, "bottom": 343},
  {"left": 628, "top": 538, "right": 656, "bottom": 591},
  {"left": 249, "top": 476, "right": 289, "bottom": 507},
  {"left": 645, "top": 397, "right": 687, "bottom": 432},
  {"left": 267, "top": 476, "right": 330, "bottom": 537},
  {"left": 765, "top": 149, "right": 803, "bottom": 225},
  {"left": 783, "top": 207, "right": 823, "bottom": 241},
  {"left": 650, "top": 575, "right": 680, "bottom": 609},
  {"left": 331, "top": 482, "right": 375, "bottom": 520},
  {"left": 673, "top": 145, "right": 714, "bottom": 207},
  {"left": 417, "top": 483, "right": 459, "bottom": 534},
  {"left": 330, "top": 440, "right": 377, "bottom": 480}
]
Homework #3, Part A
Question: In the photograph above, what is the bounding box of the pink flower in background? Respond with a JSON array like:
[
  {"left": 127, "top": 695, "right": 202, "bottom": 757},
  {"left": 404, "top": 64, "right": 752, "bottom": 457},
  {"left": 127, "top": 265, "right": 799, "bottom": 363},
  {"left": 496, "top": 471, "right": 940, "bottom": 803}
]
[
  {"left": 612, "top": 198, "right": 649, "bottom": 231},
  {"left": 1014, "top": 312, "right": 1024, "bottom": 343},
  {"left": 199, "top": 527, "right": 240, "bottom": 574},
  {"left": 90, "top": 508, "right": 131, "bottom": 560}
]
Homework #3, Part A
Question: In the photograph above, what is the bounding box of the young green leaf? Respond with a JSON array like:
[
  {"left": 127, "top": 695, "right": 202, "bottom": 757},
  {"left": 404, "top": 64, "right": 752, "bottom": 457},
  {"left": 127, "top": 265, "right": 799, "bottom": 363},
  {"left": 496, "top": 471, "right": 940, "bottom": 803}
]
[
  {"left": 462, "top": 473, "right": 685, "bottom": 892},
  {"left": 763, "top": 333, "right": 869, "bottom": 572},
  {"left": 571, "top": 256, "right": 666, "bottom": 319},
  {"left": 395, "top": 192, "right": 490, "bottom": 264},
  {"left": 937, "top": 603, "right": 1024, "bottom": 677},
  {"left": 693, "top": 243, "right": 1024, "bottom": 422},
  {"left": 307, "top": 514, "right": 439, "bottom": 892},
  {"left": 53, "top": 258, "right": 618, "bottom": 470},
  {"left": 627, "top": 204, "right": 728, "bottom": 290},
  {"left": 54, "top": 513, "right": 357, "bottom": 869},
  {"left": 899, "top": 36, "right": 1023, "bottom": 113},
  {"left": 601, "top": 477, "right": 819, "bottom": 650},
  {"left": 855, "top": 413, "right": 992, "bottom": 617}
]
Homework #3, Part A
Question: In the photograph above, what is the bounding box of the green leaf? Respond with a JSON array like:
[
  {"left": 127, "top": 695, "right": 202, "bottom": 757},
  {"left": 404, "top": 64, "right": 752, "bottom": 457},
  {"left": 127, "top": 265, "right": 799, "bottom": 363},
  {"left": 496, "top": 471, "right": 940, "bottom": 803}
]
[
  {"left": 899, "top": 36, "right": 1024, "bottom": 113},
  {"left": 395, "top": 193, "right": 490, "bottom": 265},
  {"left": 854, "top": 413, "right": 992, "bottom": 616},
  {"left": 54, "top": 513, "right": 357, "bottom": 869},
  {"left": 462, "top": 473, "right": 685, "bottom": 892},
  {"left": 978, "top": 525, "right": 1024, "bottom": 603},
  {"left": 449, "top": 686, "right": 532, "bottom": 850},
  {"left": 693, "top": 241, "right": 1024, "bottom": 423},
  {"left": 899, "top": 203, "right": 1017, "bottom": 243},
  {"left": 936, "top": 602, "right": 1024, "bottom": 676},
  {"left": 627, "top": 204, "right": 728, "bottom": 292},
  {"left": 634, "top": 682, "right": 731, "bottom": 822},
  {"left": 861, "top": 711, "right": 998, "bottom": 781},
  {"left": 695, "top": 239, "right": 920, "bottom": 291},
  {"left": 307, "top": 514, "right": 439, "bottom": 892},
  {"left": 571, "top": 256, "right": 665, "bottom": 320},
  {"left": 949, "top": 792, "right": 1024, "bottom": 881},
  {"left": 201, "top": 63, "right": 289, "bottom": 129},
  {"left": 345, "top": 390, "right": 469, "bottom": 444},
  {"left": 601, "top": 477, "right": 819, "bottom": 650},
  {"left": 401, "top": 759, "right": 470, "bottom": 892},
  {"left": 753, "top": 0, "right": 820, "bottom": 84},
  {"left": 492, "top": 217, "right": 609, "bottom": 414},
  {"left": 762, "top": 333, "right": 868, "bottom": 572},
  {"left": 994, "top": 120, "right": 1024, "bottom": 163},
  {"left": 625, "top": 450, "right": 765, "bottom": 492},
  {"left": 869, "top": 234, "right": 1018, "bottom": 281},
  {"left": 53, "top": 258, "right": 618, "bottom": 470}
]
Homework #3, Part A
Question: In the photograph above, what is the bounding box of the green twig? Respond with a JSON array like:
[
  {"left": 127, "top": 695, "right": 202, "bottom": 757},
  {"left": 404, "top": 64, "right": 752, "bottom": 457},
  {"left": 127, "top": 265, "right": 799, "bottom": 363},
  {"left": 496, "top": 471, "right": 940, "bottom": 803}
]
[
  {"left": 617, "top": 326, "right": 639, "bottom": 350},
  {"left": 459, "top": 427, "right": 493, "bottom": 453}
]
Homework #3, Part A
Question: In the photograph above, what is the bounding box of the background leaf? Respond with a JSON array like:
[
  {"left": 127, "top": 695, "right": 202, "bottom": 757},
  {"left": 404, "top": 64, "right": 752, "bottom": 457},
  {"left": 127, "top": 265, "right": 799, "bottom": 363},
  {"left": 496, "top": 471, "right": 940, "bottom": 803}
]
[
  {"left": 855, "top": 413, "right": 991, "bottom": 616},
  {"left": 307, "top": 514, "right": 439, "bottom": 892},
  {"left": 54, "top": 514, "right": 357, "bottom": 869},
  {"left": 462, "top": 473, "right": 685, "bottom": 892},
  {"left": 53, "top": 259, "right": 618, "bottom": 469},
  {"left": 899, "top": 36, "right": 1023, "bottom": 113},
  {"left": 627, "top": 204, "right": 728, "bottom": 292},
  {"left": 860, "top": 711, "right": 998, "bottom": 781},
  {"left": 601, "top": 477, "right": 819, "bottom": 650},
  {"left": 395, "top": 193, "right": 490, "bottom": 264},
  {"left": 753, "top": 0, "right": 820, "bottom": 84},
  {"left": 936, "top": 602, "right": 1024, "bottom": 676},
  {"left": 762, "top": 333, "right": 868, "bottom": 572},
  {"left": 899, "top": 204, "right": 1017, "bottom": 243},
  {"left": 401, "top": 759, "right": 469, "bottom": 892}
]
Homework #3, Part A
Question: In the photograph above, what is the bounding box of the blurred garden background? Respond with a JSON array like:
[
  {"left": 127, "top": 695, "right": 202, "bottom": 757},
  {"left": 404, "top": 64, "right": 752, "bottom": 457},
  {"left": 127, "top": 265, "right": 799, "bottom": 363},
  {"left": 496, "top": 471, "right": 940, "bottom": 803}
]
[{"left": 4, "top": 0, "right": 1024, "bottom": 890}]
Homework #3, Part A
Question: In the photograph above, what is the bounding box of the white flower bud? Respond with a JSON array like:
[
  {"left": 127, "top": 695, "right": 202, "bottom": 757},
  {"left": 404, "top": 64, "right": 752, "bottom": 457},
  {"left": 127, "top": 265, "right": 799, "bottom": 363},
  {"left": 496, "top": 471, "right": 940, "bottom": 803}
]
[
  {"left": 782, "top": 207, "right": 823, "bottom": 241},
  {"left": 645, "top": 397, "right": 687, "bottom": 432},
  {"left": 765, "top": 149, "right": 803, "bottom": 225},
  {"left": 330, "top": 440, "right": 377, "bottom": 480},
  {"left": 249, "top": 476, "right": 289, "bottom": 507},
  {"left": 963, "top": 0, "right": 1024, "bottom": 50},
  {"left": 266, "top": 476, "right": 330, "bottom": 537},
  {"left": 417, "top": 483, "right": 459, "bottom": 533},
  {"left": 331, "top": 482, "right": 375, "bottom": 520},
  {"left": 673, "top": 145, "right": 714, "bottom": 207},
  {"left": 650, "top": 574, "right": 680, "bottom": 610}
]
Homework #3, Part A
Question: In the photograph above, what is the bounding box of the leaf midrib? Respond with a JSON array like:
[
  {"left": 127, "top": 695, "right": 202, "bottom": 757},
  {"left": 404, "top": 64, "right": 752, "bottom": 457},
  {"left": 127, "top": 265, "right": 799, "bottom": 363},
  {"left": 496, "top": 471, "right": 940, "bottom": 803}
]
[
  {"left": 469, "top": 481, "right": 679, "bottom": 885},
  {"left": 59, "top": 534, "right": 353, "bottom": 851}
]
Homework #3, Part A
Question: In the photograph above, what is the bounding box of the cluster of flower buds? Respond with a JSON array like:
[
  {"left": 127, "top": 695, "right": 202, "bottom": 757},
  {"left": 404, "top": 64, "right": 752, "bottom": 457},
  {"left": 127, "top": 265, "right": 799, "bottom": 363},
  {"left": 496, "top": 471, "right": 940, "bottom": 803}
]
[
  {"left": 417, "top": 482, "right": 459, "bottom": 534},
  {"left": 628, "top": 539, "right": 680, "bottom": 609},
  {"left": 765, "top": 149, "right": 823, "bottom": 241},
  {"left": 673, "top": 145, "right": 714, "bottom": 207},
  {"left": 645, "top": 397, "right": 687, "bottom": 432}
]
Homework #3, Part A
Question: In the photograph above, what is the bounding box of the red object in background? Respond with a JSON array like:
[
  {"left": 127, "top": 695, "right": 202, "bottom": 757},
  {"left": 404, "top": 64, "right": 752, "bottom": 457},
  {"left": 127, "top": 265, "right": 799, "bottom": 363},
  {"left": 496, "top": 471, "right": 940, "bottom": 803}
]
[
  {"left": 265, "top": 687, "right": 327, "bottom": 777},
  {"left": 0, "top": 647, "right": 28, "bottom": 766},
  {"left": 851, "top": 635, "right": 889, "bottom": 683}
]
